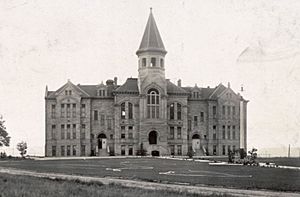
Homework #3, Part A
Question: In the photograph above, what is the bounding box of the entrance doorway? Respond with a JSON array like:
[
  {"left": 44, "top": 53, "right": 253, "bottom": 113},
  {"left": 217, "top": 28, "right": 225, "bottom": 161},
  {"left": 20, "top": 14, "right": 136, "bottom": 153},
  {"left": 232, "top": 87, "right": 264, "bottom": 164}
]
[
  {"left": 192, "top": 134, "right": 200, "bottom": 151},
  {"left": 149, "top": 131, "right": 158, "bottom": 144},
  {"left": 151, "top": 150, "right": 160, "bottom": 156},
  {"left": 97, "top": 133, "right": 107, "bottom": 149}
]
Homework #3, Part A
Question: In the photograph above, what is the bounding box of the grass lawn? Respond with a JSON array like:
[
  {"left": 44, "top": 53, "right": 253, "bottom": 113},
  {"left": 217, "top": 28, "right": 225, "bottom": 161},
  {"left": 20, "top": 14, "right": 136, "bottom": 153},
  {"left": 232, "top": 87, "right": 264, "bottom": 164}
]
[
  {"left": 0, "top": 157, "right": 299, "bottom": 192},
  {"left": 0, "top": 173, "right": 228, "bottom": 197}
]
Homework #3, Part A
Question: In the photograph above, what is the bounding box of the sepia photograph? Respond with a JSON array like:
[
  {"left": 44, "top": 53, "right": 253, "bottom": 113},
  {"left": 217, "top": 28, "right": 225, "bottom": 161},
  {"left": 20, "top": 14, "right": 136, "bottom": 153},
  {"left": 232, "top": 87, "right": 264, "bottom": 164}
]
[{"left": 0, "top": 0, "right": 299, "bottom": 196}]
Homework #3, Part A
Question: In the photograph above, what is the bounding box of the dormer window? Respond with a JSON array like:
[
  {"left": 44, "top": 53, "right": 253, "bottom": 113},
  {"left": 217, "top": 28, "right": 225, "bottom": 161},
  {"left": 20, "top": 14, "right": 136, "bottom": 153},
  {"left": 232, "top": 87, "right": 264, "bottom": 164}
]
[
  {"left": 192, "top": 92, "right": 199, "bottom": 98},
  {"left": 142, "top": 58, "right": 147, "bottom": 67},
  {"left": 98, "top": 89, "right": 106, "bottom": 97},
  {"left": 160, "top": 59, "right": 164, "bottom": 68},
  {"left": 151, "top": 57, "right": 156, "bottom": 67}
]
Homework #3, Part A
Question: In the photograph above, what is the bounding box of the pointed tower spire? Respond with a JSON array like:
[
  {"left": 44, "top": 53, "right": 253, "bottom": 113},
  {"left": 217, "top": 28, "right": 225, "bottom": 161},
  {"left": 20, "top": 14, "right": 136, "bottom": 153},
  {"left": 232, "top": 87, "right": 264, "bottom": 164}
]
[{"left": 136, "top": 9, "right": 167, "bottom": 55}]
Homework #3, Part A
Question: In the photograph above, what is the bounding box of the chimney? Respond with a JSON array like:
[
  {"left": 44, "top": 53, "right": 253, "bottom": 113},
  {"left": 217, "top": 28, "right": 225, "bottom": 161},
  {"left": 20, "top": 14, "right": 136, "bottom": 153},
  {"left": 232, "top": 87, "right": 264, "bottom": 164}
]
[
  {"left": 114, "top": 77, "right": 118, "bottom": 85},
  {"left": 177, "top": 79, "right": 181, "bottom": 87}
]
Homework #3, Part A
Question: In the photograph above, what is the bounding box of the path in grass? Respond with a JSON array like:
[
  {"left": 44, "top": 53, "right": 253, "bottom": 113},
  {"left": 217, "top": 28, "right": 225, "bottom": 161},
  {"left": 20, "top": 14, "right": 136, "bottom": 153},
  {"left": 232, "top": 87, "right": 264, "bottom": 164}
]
[
  {"left": 0, "top": 157, "right": 299, "bottom": 192},
  {"left": 1, "top": 167, "right": 300, "bottom": 197}
]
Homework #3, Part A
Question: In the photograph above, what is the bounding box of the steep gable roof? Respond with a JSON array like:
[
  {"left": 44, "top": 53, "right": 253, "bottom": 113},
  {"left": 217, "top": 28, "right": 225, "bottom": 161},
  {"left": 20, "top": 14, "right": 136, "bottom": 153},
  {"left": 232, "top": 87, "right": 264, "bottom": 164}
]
[
  {"left": 166, "top": 80, "right": 188, "bottom": 95},
  {"left": 114, "top": 78, "right": 139, "bottom": 94}
]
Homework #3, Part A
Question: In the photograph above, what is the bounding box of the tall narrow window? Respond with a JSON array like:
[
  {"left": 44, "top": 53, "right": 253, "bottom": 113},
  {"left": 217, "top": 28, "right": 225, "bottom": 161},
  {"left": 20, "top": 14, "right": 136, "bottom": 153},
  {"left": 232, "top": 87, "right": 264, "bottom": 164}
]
[
  {"left": 177, "top": 145, "right": 182, "bottom": 155},
  {"left": 51, "top": 104, "right": 56, "bottom": 118},
  {"left": 128, "top": 103, "right": 133, "bottom": 119},
  {"left": 227, "top": 125, "right": 231, "bottom": 139},
  {"left": 66, "top": 104, "right": 70, "bottom": 118},
  {"left": 151, "top": 57, "right": 156, "bottom": 67},
  {"left": 67, "top": 124, "right": 71, "bottom": 139},
  {"left": 100, "top": 114, "right": 105, "bottom": 126},
  {"left": 222, "top": 145, "right": 226, "bottom": 155},
  {"left": 128, "top": 126, "right": 133, "bottom": 139},
  {"left": 222, "top": 106, "right": 226, "bottom": 116},
  {"left": 147, "top": 89, "right": 159, "bottom": 119},
  {"left": 160, "top": 58, "right": 164, "bottom": 68},
  {"left": 170, "top": 103, "right": 174, "bottom": 120},
  {"left": 213, "top": 145, "right": 217, "bottom": 155},
  {"left": 142, "top": 58, "right": 146, "bottom": 67},
  {"left": 222, "top": 125, "right": 226, "bottom": 139},
  {"left": 194, "top": 116, "right": 198, "bottom": 126},
  {"left": 61, "top": 104, "right": 65, "bottom": 118},
  {"left": 80, "top": 145, "right": 85, "bottom": 156},
  {"left": 227, "top": 145, "right": 231, "bottom": 155},
  {"left": 52, "top": 146, "right": 56, "bottom": 156},
  {"left": 107, "top": 118, "right": 112, "bottom": 130},
  {"left": 128, "top": 145, "right": 133, "bottom": 155},
  {"left": 232, "top": 125, "right": 236, "bottom": 140},
  {"left": 121, "top": 145, "right": 126, "bottom": 155},
  {"left": 232, "top": 106, "right": 236, "bottom": 116},
  {"left": 80, "top": 124, "right": 86, "bottom": 139},
  {"left": 61, "top": 146, "right": 65, "bottom": 156},
  {"left": 200, "top": 112, "right": 204, "bottom": 122},
  {"left": 94, "top": 110, "right": 98, "bottom": 121},
  {"left": 170, "top": 145, "right": 175, "bottom": 155},
  {"left": 51, "top": 125, "right": 56, "bottom": 140},
  {"left": 177, "top": 127, "right": 181, "bottom": 139},
  {"left": 81, "top": 104, "right": 86, "bottom": 117},
  {"left": 213, "top": 106, "right": 217, "bottom": 118},
  {"left": 72, "top": 104, "right": 76, "bottom": 118},
  {"left": 188, "top": 120, "right": 191, "bottom": 131},
  {"left": 61, "top": 125, "right": 65, "bottom": 140},
  {"left": 177, "top": 103, "right": 182, "bottom": 120},
  {"left": 121, "top": 103, "right": 126, "bottom": 119},
  {"left": 121, "top": 126, "right": 125, "bottom": 139},
  {"left": 227, "top": 106, "right": 231, "bottom": 117},
  {"left": 72, "top": 145, "right": 76, "bottom": 156},
  {"left": 67, "top": 145, "right": 71, "bottom": 156},
  {"left": 170, "top": 127, "right": 174, "bottom": 139},
  {"left": 72, "top": 124, "right": 76, "bottom": 139},
  {"left": 213, "top": 125, "right": 217, "bottom": 140}
]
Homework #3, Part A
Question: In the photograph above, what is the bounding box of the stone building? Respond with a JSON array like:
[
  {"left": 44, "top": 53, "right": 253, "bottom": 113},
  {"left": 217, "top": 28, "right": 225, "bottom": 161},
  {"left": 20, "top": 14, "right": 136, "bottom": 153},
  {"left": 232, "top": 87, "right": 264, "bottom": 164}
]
[{"left": 45, "top": 10, "right": 248, "bottom": 157}]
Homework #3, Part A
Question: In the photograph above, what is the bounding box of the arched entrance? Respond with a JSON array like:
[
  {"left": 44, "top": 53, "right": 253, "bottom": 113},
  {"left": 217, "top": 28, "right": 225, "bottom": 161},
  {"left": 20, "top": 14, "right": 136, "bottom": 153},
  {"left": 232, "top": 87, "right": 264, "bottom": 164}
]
[
  {"left": 192, "top": 134, "right": 200, "bottom": 151},
  {"left": 97, "top": 133, "right": 107, "bottom": 149},
  {"left": 151, "top": 150, "right": 160, "bottom": 156},
  {"left": 149, "top": 131, "right": 158, "bottom": 144}
]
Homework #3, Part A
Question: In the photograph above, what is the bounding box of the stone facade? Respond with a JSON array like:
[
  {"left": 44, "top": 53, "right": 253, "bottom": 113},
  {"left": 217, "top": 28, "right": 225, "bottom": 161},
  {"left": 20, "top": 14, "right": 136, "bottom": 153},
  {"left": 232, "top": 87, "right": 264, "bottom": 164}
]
[{"left": 45, "top": 10, "right": 248, "bottom": 157}]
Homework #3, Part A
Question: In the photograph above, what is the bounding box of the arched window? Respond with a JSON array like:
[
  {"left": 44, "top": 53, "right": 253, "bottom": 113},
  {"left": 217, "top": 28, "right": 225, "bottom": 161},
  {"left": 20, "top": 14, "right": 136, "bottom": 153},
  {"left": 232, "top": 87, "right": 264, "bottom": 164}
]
[
  {"left": 142, "top": 58, "right": 146, "bottom": 67},
  {"left": 177, "top": 103, "right": 182, "bottom": 120},
  {"left": 147, "top": 89, "right": 159, "bottom": 119},
  {"left": 151, "top": 57, "right": 156, "bottom": 67},
  {"left": 149, "top": 131, "right": 157, "bottom": 144},
  {"left": 192, "top": 134, "right": 200, "bottom": 139},
  {"left": 170, "top": 103, "right": 174, "bottom": 120},
  {"left": 128, "top": 102, "right": 133, "bottom": 119},
  {"left": 121, "top": 103, "right": 126, "bottom": 119}
]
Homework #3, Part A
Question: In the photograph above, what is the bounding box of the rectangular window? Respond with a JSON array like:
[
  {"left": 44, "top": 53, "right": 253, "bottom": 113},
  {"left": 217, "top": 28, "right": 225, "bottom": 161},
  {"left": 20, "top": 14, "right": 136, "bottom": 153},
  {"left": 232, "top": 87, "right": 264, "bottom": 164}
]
[
  {"left": 72, "top": 124, "right": 76, "bottom": 139},
  {"left": 170, "top": 104, "right": 174, "bottom": 120},
  {"left": 177, "top": 145, "right": 182, "bottom": 155},
  {"left": 72, "top": 104, "right": 76, "bottom": 118},
  {"left": 227, "top": 106, "right": 231, "bottom": 117},
  {"left": 177, "top": 127, "right": 181, "bottom": 139},
  {"left": 67, "top": 145, "right": 71, "bottom": 156},
  {"left": 72, "top": 145, "right": 76, "bottom": 156},
  {"left": 51, "top": 125, "right": 56, "bottom": 140},
  {"left": 52, "top": 146, "right": 56, "bottom": 156},
  {"left": 213, "top": 145, "right": 217, "bottom": 155},
  {"left": 94, "top": 110, "right": 98, "bottom": 121},
  {"left": 177, "top": 103, "right": 181, "bottom": 120},
  {"left": 232, "top": 126, "right": 236, "bottom": 140},
  {"left": 61, "top": 125, "right": 65, "bottom": 140},
  {"left": 213, "top": 125, "right": 217, "bottom": 140},
  {"left": 128, "top": 103, "right": 133, "bottom": 119},
  {"left": 121, "top": 126, "right": 125, "bottom": 139},
  {"left": 142, "top": 58, "right": 146, "bottom": 67},
  {"left": 121, "top": 145, "right": 126, "bottom": 155},
  {"left": 222, "top": 106, "right": 226, "bottom": 116},
  {"left": 81, "top": 104, "right": 86, "bottom": 117},
  {"left": 61, "top": 146, "right": 65, "bottom": 156},
  {"left": 227, "top": 125, "right": 231, "bottom": 140},
  {"left": 67, "top": 124, "right": 71, "bottom": 139},
  {"left": 80, "top": 124, "right": 85, "bottom": 139},
  {"left": 81, "top": 145, "right": 85, "bottom": 156},
  {"left": 188, "top": 120, "right": 191, "bottom": 131},
  {"left": 128, "top": 126, "right": 133, "bottom": 139},
  {"left": 100, "top": 114, "right": 105, "bottom": 126},
  {"left": 170, "top": 127, "right": 174, "bottom": 139},
  {"left": 107, "top": 118, "right": 112, "bottom": 130},
  {"left": 222, "top": 145, "right": 226, "bottom": 155},
  {"left": 213, "top": 106, "right": 217, "bottom": 117},
  {"left": 61, "top": 104, "right": 65, "bottom": 118},
  {"left": 194, "top": 116, "right": 198, "bottom": 126},
  {"left": 51, "top": 104, "right": 56, "bottom": 118},
  {"left": 170, "top": 145, "right": 175, "bottom": 155},
  {"left": 151, "top": 57, "right": 156, "bottom": 67},
  {"left": 222, "top": 125, "right": 226, "bottom": 139},
  {"left": 200, "top": 112, "right": 204, "bottom": 122},
  {"left": 128, "top": 145, "right": 133, "bottom": 155},
  {"left": 227, "top": 145, "right": 231, "bottom": 155},
  {"left": 66, "top": 104, "right": 71, "bottom": 118},
  {"left": 232, "top": 106, "right": 236, "bottom": 116},
  {"left": 121, "top": 103, "right": 126, "bottom": 119}
]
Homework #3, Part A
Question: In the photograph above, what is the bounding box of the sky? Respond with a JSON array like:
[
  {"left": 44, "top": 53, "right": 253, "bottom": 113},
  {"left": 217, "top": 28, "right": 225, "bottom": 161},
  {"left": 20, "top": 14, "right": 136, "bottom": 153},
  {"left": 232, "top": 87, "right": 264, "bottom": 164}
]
[{"left": 0, "top": 0, "right": 300, "bottom": 156}]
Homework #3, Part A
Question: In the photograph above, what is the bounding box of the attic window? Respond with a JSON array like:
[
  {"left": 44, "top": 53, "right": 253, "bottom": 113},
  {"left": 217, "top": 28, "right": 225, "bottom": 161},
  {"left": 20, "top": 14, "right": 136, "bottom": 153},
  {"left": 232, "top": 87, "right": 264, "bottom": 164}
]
[
  {"left": 151, "top": 57, "right": 156, "bottom": 67},
  {"left": 193, "top": 92, "right": 199, "bottom": 98},
  {"left": 98, "top": 89, "right": 106, "bottom": 97}
]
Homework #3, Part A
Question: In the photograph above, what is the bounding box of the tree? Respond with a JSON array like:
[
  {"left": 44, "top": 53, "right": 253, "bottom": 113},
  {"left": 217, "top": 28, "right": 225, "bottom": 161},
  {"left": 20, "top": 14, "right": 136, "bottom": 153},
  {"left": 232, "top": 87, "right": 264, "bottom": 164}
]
[
  {"left": 17, "top": 141, "right": 27, "bottom": 158},
  {"left": 0, "top": 115, "right": 10, "bottom": 147}
]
